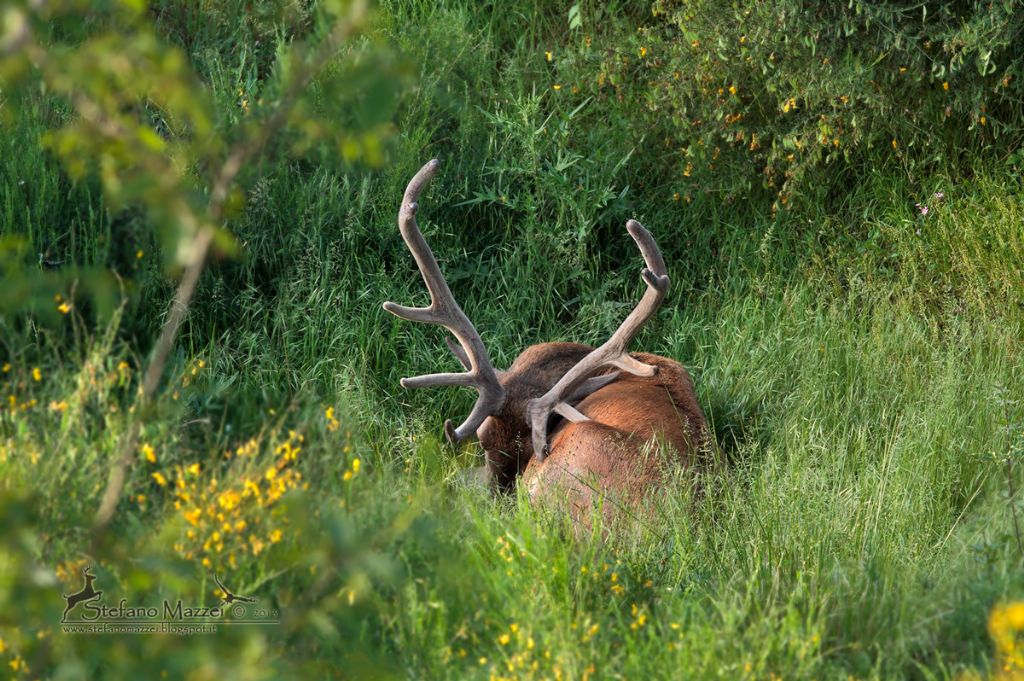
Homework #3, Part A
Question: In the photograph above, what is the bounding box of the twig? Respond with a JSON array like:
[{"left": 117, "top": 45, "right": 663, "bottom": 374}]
[{"left": 90, "top": 5, "right": 366, "bottom": 540}]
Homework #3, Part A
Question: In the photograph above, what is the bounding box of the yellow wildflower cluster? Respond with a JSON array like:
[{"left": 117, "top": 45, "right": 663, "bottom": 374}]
[
  {"left": 55, "top": 558, "right": 90, "bottom": 587},
  {"left": 55, "top": 293, "right": 72, "bottom": 315},
  {"left": 578, "top": 560, "right": 632, "bottom": 597},
  {"left": 5, "top": 393, "right": 38, "bottom": 414},
  {"left": 325, "top": 405, "right": 341, "bottom": 432},
  {"left": 493, "top": 534, "right": 529, "bottom": 576},
  {"left": 480, "top": 621, "right": 549, "bottom": 680},
  {"left": 989, "top": 601, "right": 1024, "bottom": 677},
  {"left": 342, "top": 457, "right": 360, "bottom": 481},
  {"left": 609, "top": 570, "right": 624, "bottom": 596},
  {"left": 168, "top": 430, "right": 306, "bottom": 569},
  {"left": 180, "top": 358, "right": 206, "bottom": 388},
  {"left": 6, "top": 652, "right": 28, "bottom": 675},
  {"left": 229, "top": 437, "right": 259, "bottom": 458},
  {"left": 629, "top": 602, "right": 648, "bottom": 631}
]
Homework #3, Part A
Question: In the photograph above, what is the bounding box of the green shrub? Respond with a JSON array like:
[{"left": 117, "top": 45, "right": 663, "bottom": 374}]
[{"left": 568, "top": 0, "right": 1024, "bottom": 210}]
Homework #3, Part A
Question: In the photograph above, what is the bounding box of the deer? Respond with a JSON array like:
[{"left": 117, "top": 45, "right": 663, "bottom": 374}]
[
  {"left": 384, "top": 159, "right": 710, "bottom": 523},
  {"left": 62, "top": 566, "right": 102, "bottom": 622}
]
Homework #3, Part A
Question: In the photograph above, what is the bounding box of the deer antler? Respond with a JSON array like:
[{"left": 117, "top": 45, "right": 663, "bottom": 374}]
[
  {"left": 526, "top": 220, "right": 669, "bottom": 460},
  {"left": 383, "top": 159, "right": 507, "bottom": 443}
]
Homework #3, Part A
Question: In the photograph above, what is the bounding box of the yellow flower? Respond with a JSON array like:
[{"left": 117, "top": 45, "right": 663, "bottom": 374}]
[
  {"left": 32, "top": 367, "right": 41, "bottom": 382},
  {"left": 141, "top": 443, "right": 156, "bottom": 463},
  {"left": 50, "top": 400, "right": 68, "bottom": 413},
  {"left": 639, "top": 46, "right": 647, "bottom": 58},
  {"left": 989, "top": 601, "right": 1024, "bottom": 658},
  {"left": 545, "top": 50, "right": 552, "bottom": 62},
  {"left": 325, "top": 405, "right": 341, "bottom": 432},
  {"left": 269, "top": 529, "right": 283, "bottom": 543},
  {"left": 57, "top": 302, "right": 72, "bottom": 314},
  {"left": 552, "top": 84, "right": 562, "bottom": 91},
  {"left": 352, "top": 458, "right": 361, "bottom": 473},
  {"left": 2, "top": 363, "right": 9, "bottom": 373},
  {"left": 343, "top": 470, "right": 353, "bottom": 481},
  {"left": 942, "top": 81, "right": 949, "bottom": 90},
  {"left": 136, "top": 249, "right": 144, "bottom": 259},
  {"left": 739, "top": 35, "right": 747, "bottom": 44},
  {"left": 186, "top": 463, "right": 201, "bottom": 476},
  {"left": 891, "top": 138, "right": 898, "bottom": 149},
  {"left": 250, "top": 535, "right": 266, "bottom": 556},
  {"left": 152, "top": 471, "right": 168, "bottom": 486},
  {"left": 728, "top": 84, "right": 737, "bottom": 95},
  {"left": 498, "top": 633, "right": 511, "bottom": 645},
  {"left": 980, "top": 115, "right": 987, "bottom": 126}
]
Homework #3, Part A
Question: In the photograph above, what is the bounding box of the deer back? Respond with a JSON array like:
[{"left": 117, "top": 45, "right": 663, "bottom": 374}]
[{"left": 522, "top": 352, "right": 708, "bottom": 522}]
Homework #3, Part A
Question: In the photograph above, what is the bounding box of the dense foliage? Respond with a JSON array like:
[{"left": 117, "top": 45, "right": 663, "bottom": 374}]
[{"left": 1, "top": 0, "right": 1023, "bottom": 678}]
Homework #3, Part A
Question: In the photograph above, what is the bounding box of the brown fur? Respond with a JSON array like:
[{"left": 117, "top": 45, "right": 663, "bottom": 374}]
[{"left": 476, "top": 343, "right": 710, "bottom": 523}]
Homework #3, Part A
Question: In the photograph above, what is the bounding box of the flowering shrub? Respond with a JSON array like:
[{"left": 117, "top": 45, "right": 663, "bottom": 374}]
[{"left": 566, "top": 1, "right": 1023, "bottom": 209}]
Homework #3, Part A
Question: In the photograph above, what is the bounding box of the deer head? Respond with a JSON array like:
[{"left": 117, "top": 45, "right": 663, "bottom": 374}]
[{"left": 384, "top": 160, "right": 698, "bottom": 496}]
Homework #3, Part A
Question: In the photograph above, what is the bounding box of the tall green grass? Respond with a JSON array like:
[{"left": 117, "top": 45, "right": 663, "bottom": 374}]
[{"left": 1, "top": 1, "right": 1023, "bottom": 679}]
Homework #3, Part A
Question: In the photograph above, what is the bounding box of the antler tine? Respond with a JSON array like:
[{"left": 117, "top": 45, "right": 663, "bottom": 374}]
[
  {"left": 526, "top": 220, "right": 669, "bottom": 460},
  {"left": 383, "top": 159, "right": 506, "bottom": 443}
]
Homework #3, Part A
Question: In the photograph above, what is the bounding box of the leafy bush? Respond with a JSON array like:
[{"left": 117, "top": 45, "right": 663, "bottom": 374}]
[{"left": 567, "top": 0, "right": 1024, "bottom": 210}]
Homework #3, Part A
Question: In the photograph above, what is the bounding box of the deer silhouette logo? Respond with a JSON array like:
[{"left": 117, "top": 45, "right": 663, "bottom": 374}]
[
  {"left": 213, "top": 573, "right": 257, "bottom": 605},
  {"left": 62, "top": 566, "right": 102, "bottom": 622}
]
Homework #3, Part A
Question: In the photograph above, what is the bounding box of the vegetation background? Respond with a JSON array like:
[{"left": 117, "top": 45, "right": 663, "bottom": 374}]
[{"left": 1, "top": 0, "right": 1023, "bottom": 678}]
